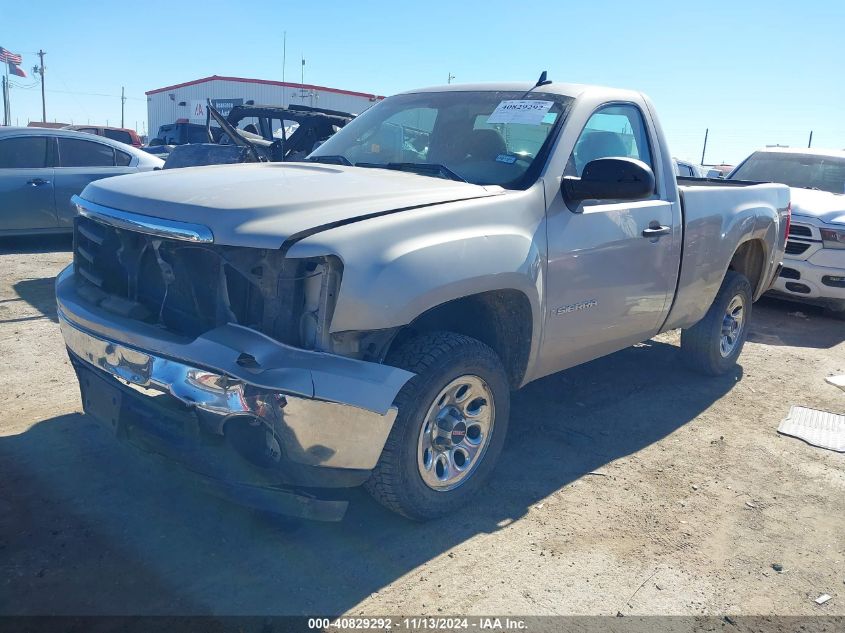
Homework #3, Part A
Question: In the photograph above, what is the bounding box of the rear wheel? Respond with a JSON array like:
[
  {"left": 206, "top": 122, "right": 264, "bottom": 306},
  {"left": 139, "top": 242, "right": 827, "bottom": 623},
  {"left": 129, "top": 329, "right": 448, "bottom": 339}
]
[
  {"left": 680, "top": 270, "right": 752, "bottom": 375},
  {"left": 365, "top": 332, "right": 510, "bottom": 520}
]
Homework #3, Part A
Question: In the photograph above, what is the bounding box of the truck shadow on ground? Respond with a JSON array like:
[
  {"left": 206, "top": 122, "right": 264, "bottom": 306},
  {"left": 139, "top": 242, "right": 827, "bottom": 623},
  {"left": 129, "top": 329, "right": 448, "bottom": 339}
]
[
  {"left": 0, "top": 235, "right": 72, "bottom": 255},
  {"left": 7, "top": 277, "right": 59, "bottom": 324},
  {"left": 747, "top": 297, "right": 845, "bottom": 349},
  {"left": 1, "top": 338, "right": 742, "bottom": 616}
]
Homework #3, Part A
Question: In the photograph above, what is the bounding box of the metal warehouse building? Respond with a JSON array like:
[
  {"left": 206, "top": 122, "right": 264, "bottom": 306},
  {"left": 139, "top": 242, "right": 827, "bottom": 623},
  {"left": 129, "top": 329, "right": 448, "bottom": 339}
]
[{"left": 145, "top": 75, "right": 383, "bottom": 139}]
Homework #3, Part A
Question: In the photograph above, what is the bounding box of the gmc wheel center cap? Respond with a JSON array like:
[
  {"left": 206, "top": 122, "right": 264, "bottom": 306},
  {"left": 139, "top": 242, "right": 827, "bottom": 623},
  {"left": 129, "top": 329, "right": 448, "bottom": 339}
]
[
  {"left": 450, "top": 420, "right": 467, "bottom": 444},
  {"left": 435, "top": 407, "right": 467, "bottom": 448}
]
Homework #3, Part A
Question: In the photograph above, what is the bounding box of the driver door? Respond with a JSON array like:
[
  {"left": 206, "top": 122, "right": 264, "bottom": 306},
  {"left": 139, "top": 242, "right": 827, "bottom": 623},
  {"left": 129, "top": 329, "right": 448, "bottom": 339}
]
[{"left": 537, "top": 103, "right": 680, "bottom": 376}]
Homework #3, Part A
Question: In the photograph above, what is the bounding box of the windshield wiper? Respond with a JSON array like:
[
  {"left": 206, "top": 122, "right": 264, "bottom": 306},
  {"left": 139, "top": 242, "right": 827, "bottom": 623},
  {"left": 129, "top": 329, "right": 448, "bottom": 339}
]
[
  {"left": 308, "top": 155, "right": 353, "bottom": 166},
  {"left": 355, "top": 162, "right": 467, "bottom": 183}
]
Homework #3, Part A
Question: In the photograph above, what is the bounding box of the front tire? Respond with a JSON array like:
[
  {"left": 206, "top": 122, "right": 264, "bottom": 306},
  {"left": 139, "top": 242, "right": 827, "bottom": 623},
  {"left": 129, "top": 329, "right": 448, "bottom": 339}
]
[
  {"left": 680, "top": 270, "right": 752, "bottom": 376},
  {"left": 365, "top": 332, "right": 510, "bottom": 520}
]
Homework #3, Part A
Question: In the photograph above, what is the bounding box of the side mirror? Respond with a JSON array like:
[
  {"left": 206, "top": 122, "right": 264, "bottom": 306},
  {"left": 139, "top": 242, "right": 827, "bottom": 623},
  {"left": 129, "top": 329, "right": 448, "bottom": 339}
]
[{"left": 562, "top": 157, "right": 655, "bottom": 203}]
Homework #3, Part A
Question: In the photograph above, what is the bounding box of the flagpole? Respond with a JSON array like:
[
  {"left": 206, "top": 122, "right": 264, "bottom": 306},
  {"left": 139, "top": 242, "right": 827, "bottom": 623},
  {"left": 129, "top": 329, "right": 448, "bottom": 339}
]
[{"left": 4, "top": 61, "right": 10, "bottom": 126}]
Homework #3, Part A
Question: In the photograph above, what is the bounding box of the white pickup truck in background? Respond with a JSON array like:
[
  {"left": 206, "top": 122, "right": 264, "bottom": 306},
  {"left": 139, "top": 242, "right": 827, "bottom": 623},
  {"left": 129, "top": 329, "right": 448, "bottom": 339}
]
[{"left": 730, "top": 147, "right": 845, "bottom": 318}]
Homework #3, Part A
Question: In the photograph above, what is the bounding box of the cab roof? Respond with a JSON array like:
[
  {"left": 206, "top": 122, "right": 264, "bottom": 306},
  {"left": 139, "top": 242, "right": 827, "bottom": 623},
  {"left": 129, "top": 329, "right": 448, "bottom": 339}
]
[{"left": 400, "top": 81, "right": 643, "bottom": 102}]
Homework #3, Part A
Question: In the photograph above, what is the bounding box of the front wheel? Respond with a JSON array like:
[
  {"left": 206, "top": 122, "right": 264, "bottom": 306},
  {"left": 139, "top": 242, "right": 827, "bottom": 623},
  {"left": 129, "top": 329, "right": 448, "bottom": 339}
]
[
  {"left": 365, "top": 332, "right": 510, "bottom": 520},
  {"left": 680, "top": 270, "right": 752, "bottom": 376}
]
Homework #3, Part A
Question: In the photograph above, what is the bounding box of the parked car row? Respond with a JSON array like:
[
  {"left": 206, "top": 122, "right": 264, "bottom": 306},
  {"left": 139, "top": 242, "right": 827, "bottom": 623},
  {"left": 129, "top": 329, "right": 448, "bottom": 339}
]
[
  {"left": 1, "top": 97, "right": 842, "bottom": 320},
  {"left": 63, "top": 124, "right": 144, "bottom": 148}
]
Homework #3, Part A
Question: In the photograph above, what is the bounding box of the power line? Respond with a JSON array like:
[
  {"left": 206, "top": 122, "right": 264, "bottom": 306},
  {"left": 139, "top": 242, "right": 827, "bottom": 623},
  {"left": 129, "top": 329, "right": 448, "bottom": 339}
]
[{"left": 44, "top": 88, "right": 145, "bottom": 100}]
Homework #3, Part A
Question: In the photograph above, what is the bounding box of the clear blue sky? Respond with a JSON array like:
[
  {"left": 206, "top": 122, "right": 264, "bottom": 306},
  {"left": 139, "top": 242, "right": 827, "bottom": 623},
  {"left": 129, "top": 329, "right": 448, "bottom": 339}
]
[{"left": 3, "top": 0, "right": 843, "bottom": 164}]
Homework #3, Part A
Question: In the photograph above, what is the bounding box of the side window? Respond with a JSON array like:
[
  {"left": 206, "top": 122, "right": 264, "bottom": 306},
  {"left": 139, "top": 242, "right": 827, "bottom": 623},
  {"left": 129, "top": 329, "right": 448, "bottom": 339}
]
[
  {"left": 104, "top": 129, "right": 133, "bottom": 145},
  {"left": 115, "top": 150, "right": 132, "bottom": 166},
  {"left": 567, "top": 104, "right": 654, "bottom": 176},
  {"left": 58, "top": 138, "right": 116, "bottom": 167},
  {"left": 0, "top": 137, "right": 49, "bottom": 168},
  {"left": 271, "top": 118, "right": 301, "bottom": 140}
]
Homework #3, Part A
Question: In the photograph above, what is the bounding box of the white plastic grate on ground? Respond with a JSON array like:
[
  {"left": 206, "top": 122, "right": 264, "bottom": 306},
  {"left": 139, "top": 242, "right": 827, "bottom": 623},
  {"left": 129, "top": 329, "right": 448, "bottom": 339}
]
[{"left": 778, "top": 406, "right": 845, "bottom": 452}]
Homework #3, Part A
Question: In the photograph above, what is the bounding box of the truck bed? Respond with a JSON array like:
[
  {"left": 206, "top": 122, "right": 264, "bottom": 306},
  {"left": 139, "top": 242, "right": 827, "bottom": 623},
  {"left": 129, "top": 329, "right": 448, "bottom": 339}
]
[{"left": 663, "top": 180, "right": 790, "bottom": 332}]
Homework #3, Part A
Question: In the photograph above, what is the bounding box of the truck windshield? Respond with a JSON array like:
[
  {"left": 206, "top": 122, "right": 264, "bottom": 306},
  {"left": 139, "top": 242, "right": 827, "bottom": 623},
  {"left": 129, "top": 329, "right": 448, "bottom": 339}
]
[
  {"left": 309, "top": 90, "right": 573, "bottom": 189},
  {"left": 731, "top": 151, "right": 845, "bottom": 194}
]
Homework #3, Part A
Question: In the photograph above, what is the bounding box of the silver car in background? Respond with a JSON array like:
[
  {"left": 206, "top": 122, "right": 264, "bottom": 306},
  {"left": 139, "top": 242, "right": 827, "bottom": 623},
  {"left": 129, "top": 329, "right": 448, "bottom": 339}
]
[
  {"left": 0, "top": 127, "right": 163, "bottom": 236},
  {"left": 673, "top": 158, "right": 707, "bottom": 178}
]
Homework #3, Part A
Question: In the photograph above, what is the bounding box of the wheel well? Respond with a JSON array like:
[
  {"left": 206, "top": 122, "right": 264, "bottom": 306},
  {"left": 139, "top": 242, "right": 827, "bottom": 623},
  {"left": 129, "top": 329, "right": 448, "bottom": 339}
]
[
  {"left": 388, "top": 290, "right": 533, "bottom": 389},
  {"left": 728, "top": 239, "right": 765, "bottom": 296}
]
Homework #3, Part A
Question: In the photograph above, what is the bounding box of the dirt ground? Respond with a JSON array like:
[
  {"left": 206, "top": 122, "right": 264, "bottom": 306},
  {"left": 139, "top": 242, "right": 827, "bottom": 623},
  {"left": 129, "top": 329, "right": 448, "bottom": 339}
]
[{"left": 1, "top": 235, "right": 843, "bottom": 617}]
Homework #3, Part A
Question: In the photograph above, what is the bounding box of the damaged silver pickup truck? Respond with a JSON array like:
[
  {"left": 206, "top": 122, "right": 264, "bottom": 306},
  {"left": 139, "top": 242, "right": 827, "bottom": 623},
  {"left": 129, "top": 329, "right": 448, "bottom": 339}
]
[{"left": 57, "top": 80, "right": 790, "bottom": 521}]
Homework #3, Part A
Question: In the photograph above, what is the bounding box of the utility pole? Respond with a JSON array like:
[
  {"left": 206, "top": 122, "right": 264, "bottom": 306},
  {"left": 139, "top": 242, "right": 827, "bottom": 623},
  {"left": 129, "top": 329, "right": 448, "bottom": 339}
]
[
  {"left": 121, "top": 86, "right": 126, "bottom": 128},
  {"left": 700, "top": 128, "right": 709, "bottom": 165},
  {"left": 36, "top": 49, "right": 46, "bottom": 122},
  {"left": 448, "top": 73, "right": 455, "bottom": 84},
  {"left": 808, "top": 131, "right": 813, "bottom": 148}
]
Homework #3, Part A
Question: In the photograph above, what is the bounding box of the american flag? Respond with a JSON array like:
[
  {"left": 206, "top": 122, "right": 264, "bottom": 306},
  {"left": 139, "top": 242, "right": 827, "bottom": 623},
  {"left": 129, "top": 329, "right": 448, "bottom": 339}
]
[{"left": 0, "top": 47, "right": 22, "bottom": 64}]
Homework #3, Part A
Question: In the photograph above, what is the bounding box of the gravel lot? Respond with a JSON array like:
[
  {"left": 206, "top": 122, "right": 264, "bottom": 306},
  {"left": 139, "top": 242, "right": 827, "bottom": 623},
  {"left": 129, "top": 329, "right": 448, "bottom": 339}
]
[{"left": 1, "top": 235, "right": 843, "bottom": 616}]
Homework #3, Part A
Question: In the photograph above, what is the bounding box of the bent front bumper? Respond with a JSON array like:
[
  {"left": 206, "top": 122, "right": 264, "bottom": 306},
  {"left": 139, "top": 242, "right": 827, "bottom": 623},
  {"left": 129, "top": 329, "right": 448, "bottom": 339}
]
[{"left": 56, "top": 265, "right": 414, "bottom": 519}]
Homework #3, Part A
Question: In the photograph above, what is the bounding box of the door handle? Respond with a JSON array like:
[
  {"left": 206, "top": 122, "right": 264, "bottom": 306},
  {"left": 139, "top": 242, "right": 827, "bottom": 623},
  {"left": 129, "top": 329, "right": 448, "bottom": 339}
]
[
  {"left": 27, "top": 178, "right": 50, "bottom": 186},
  {"left": 642, "top": 225, "right": 671, "bottom": 238}
]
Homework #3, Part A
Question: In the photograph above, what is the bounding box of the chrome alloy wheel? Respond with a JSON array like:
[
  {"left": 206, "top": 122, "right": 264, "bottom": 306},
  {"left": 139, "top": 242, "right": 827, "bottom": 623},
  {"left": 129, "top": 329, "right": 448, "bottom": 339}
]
[
  {"left": 416, "top": 375, "right": 495, "bottom": 491},
  {"left": 719, "top": 294, "right": 745, "bottom": 357}
]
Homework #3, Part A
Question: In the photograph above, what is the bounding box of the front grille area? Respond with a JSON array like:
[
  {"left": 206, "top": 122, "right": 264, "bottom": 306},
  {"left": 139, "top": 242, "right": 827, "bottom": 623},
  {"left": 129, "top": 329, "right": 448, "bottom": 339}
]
[
  {"left": 779, "top": 267, "right": 800, "bottom": 280},
  {"left": 785, "top": 240, "right": 811, "bottom": 256},
  {"left": 73, "top": 215, "right": 314, "bottom": 343},
  {"left": 789, "top": 224, "right": 813, "bottom": 238}
]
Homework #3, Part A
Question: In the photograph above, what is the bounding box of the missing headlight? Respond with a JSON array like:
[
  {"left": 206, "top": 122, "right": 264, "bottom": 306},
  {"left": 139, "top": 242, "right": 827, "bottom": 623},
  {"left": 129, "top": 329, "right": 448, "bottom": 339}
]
[{"left": 299, "top": 256, "right": 342, "bottom": 351}]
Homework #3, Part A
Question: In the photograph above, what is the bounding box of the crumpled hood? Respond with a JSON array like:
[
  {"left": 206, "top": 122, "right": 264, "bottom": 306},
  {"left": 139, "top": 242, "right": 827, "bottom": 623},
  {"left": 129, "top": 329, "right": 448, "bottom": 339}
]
[
  {"left": 79, "top": 162, "right": 499, "bottom": 248},
  {"left": 789, "top": 188, "right": 845, "bottom": 226}
]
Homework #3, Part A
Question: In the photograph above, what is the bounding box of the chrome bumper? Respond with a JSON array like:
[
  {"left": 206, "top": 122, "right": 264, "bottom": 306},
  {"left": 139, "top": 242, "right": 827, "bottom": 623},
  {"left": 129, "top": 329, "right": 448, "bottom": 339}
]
[{"left": 56, "top": 266, "right": 413, "bottom": 472}]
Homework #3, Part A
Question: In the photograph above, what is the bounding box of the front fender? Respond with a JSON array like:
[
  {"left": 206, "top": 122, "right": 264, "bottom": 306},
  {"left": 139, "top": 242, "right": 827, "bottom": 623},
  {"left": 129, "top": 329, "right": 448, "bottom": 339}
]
[{"left": 287, "top": 185, "right": 547, "bottom": 336}]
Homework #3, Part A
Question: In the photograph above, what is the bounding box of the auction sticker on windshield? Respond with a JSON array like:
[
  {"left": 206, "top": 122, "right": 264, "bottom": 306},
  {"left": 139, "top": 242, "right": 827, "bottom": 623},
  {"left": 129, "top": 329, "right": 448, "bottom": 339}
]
[{"left": 487, "top": 100, "right": 554, "bottom": 125}]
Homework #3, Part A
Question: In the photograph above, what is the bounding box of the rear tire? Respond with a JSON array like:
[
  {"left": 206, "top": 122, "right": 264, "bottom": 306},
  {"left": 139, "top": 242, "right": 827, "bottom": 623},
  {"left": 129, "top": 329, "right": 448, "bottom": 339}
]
[
  {"left": 680, "top": 270, "right": 752, "bottom": 376},
  {"left": 365, "top": 331, "right": 510, "bottom": 521}
]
